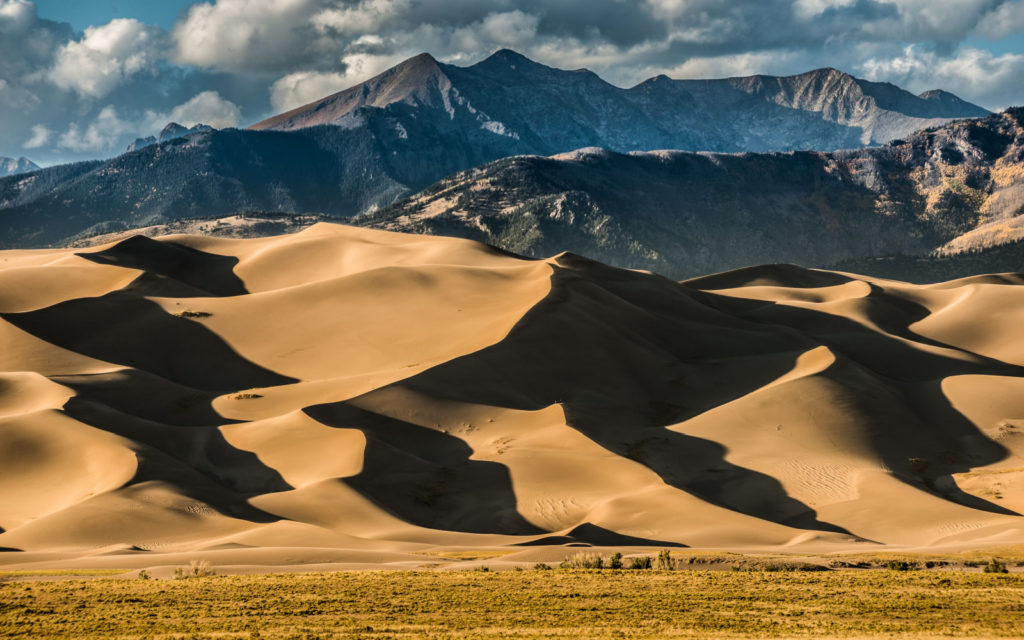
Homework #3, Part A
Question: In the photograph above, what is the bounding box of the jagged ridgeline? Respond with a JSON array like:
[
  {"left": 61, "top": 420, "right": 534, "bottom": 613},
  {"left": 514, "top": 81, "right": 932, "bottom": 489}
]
[
  {"left": 366, "top": 108, "right": 1024, "bottom": 281},
  {"left": 0, "top": 50, "right": 987, "bottom": 251}
]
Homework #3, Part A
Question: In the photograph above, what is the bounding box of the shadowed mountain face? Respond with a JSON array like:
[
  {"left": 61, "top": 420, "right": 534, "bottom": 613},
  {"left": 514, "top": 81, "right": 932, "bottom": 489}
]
[
  {"left": 362, "top": 108, "right": 1024, "bottom": 281},
  {"left": 1, "top": 225, "right": 1023, "bottom": 554},
  {"left": 0, "top": 51, "right": 988, "bottom": 250},
  {"left": 12, "top": 107, "right": 1019, "bottom": 287},
  {"left": 0, "top": 127, "right": 414, "bottom": 248}
]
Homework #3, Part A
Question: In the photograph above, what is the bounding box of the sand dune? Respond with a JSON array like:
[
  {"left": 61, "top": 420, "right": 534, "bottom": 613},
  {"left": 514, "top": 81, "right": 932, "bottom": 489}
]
[{"left": 1, "top": 224, "right": 1022, "bottom": 566}]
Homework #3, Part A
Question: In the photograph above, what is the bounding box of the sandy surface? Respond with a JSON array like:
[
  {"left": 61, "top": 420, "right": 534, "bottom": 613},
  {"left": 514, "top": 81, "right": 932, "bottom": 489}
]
[{"left": 1, "top": 223, "right": 1022, "bottom": 571}]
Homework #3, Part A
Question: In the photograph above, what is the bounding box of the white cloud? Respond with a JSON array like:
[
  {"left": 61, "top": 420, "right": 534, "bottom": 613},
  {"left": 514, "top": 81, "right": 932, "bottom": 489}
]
[
  {"left": 882, "top": 0, "right": 997, "bottom": 40},
  {"left": 0, "top": 0, "right": 33, "bottom": 31},
  {"left": 270, "top": 70, "right": 351, "bottom": 113},
  {"left": 269, "top": 52, "right": 408, "bottom": 111},
  {"left": 172, "top": 0, "right": 334, "bottom": 72},
  {"left": 58, "top": 106, "right": 134, "bottom": 152},
  {"left": 3, "top": 0, "right": 1024, "bottom": 163},
  {"left": 662, "top": 50, "right": 809, "bottom": 79},
  {"left": 173, "top": 1, "right": 544, "bottom": 75},
  {"left": 267, "top": 7, "right": 544, "bottom": 112},
  {"left": 861, "top": 45, "right": 1024, "bottom": 110},
  {"left": 49, "top": 18, "right": 161, "bottom": 98},
  {"left": 23, "top": 124, "right": 50, "bottom": 148},
  {"left": 312, "top": 0, "right": 409, "bottom": 36},
  {"left": 105, "top": 91, "right": 246, "bottom": 142},
  {"left": 478, "top": 11, "right": 539, "bottom": 47},
  {"left": 165, "top": 91, "right": 242, "bottom": 128},
  {"left": 792, "top": 0, "right": 856, "bottom": 19},
  {"left": 52, "top": 92, "right": 241, "bottom": 156},
  {"left": 975, "top": 0, "right": 1024, "bottom": 39},
  {"left": 0, "top": 5, "right": 260, "bottom": 162}
]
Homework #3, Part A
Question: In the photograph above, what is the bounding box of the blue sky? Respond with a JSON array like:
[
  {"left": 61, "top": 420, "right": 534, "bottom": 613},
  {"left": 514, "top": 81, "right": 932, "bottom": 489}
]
[
  {"left": 33, "top": 0, "right": 192, "bottom": 30},
  {"left": 4, "top": 0, "right": 1024, "bottom": 166}
]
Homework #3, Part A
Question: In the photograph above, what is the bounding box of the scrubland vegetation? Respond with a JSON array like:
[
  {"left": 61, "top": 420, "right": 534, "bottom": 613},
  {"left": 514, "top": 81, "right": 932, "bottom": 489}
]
[{"left": 2, "top": 564, "right": 1023, "bottom": 639}]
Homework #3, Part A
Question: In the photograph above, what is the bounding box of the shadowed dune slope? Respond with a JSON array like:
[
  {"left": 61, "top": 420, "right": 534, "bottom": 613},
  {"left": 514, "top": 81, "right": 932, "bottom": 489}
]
[{"left": 1, "top": 223, "right": 1023, "bottom": 557}]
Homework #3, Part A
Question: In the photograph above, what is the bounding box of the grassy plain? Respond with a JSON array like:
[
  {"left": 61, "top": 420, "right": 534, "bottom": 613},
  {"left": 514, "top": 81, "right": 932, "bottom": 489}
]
[{"left": 2, "top": 567, "right": 1024, "bottom": 639}]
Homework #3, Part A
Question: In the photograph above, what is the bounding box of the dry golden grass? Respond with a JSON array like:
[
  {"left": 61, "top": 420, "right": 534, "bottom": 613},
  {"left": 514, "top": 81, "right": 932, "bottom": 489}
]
[
  {"left": 2, "top": 569, "right": 1023, "bottom": 639},
  {"left": 824, "top": 545, "right": 1024, "bottom": 568}
]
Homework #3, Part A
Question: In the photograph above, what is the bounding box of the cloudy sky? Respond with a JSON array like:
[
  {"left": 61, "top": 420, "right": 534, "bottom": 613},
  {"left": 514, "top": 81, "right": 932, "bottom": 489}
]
[{"left": 4, "top": 0, "right": 1024, "bottom": 165}]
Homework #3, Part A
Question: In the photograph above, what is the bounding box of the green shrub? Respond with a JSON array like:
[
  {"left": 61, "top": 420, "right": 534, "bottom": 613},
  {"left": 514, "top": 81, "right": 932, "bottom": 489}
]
[
  {"left": 608, "top": 552, "right": 623, "bottom": 570},
  {"left": 137, "top": 570, "right": 150, "bottom": 580},
  {"left": 884, "top": 560, "right": 915, "bottom": 571},
  {"left": 757, "top": 562, "right": 828, "bottom": 572},
  {"left": 655, "top": 550, "right": 674, "bottom": 571},
  {"left": 630, "top": 556, "right": 652, "bottom": 570},
  {"left": 533, "top": 563, "right": 552, "bottom": 571},
  {"left": 984, "top": 559, "right": 1008, "bottom": 574},
  {"left": 763, "top": 563, "right": 795, "bottom": 572}
]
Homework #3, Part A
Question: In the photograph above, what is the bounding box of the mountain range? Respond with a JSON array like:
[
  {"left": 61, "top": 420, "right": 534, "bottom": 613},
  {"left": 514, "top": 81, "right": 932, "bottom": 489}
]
[
  {"left": 360, "top": 107, "right": 1024, "bottom": 280},
  {"left": 253, "top": 49, "right": 987, "bottom": 152},
  {"left": 0, "top": 50, "right": 990, "bottom": 255},
  {"left": 0, "top": 156, "right": 39, "bottom": 178}
]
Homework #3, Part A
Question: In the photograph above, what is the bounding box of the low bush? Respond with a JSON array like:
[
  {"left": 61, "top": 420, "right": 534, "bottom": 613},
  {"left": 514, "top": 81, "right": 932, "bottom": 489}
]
[
  {"left": 885, "top": 560, "right": 916, "bottom": 572},
  {"left": 175, "top": 559, "right": 215, "bottom": 579},
  {"left": 560, "top": 552, "right": 603, "bottom": 570},
  {"left": 608, "top": 552, "right": 623, "bottom": 570},
  {"left": 984, "top": 559, "right": 1009, "bottom": 574},
  {"left": 655, "top": 550, "right": 674, "bottom": 571},
  {"left": 630, "top": 556, "right": 652, "bottom": 570}
]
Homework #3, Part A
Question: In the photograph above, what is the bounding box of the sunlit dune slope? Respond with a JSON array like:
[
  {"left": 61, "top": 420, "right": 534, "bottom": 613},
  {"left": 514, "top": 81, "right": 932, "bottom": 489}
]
[{"left": 1, "top": 223, "right": 1023, "bottom": 555}]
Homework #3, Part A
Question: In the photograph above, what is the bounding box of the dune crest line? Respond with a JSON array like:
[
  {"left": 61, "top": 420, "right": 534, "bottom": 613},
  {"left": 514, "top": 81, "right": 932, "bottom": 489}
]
[{"left": 0, "top": 223, "right": 1023, "bottom": 561}]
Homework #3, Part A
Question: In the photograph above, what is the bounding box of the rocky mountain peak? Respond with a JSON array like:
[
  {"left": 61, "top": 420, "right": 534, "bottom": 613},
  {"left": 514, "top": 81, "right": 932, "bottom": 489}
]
[
  {"left": 159, "top": 122, "right": 189, "bottom": 140},
  {"left": 389, "top": 51, "right": 442, "bottom": 77},
  {"left": 917, "top": 89, "right": 990, "bottom": 117},
  {"left": 470, "top": 48, "right": 560, "bottom": 77},
  {"left": 481, "top": 48, "right": 533, "bottom": 66},
  {"left": 159, "top": 122, "right": 212, "bottom": 143},
  {"left": 0, "top": 156, "right": 39, "bottom": 178},
  {"left": 127, "top": 123, "right": 213, "bottom": 153},
  {"left": 803, "top": 67, "right": 850, "bottom": 78}
]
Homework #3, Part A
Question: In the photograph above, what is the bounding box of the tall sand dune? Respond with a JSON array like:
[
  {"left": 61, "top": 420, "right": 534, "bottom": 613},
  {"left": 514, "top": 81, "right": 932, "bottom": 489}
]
[{"left": 1, "top": 224, "right": 1023, "bottom": 563}]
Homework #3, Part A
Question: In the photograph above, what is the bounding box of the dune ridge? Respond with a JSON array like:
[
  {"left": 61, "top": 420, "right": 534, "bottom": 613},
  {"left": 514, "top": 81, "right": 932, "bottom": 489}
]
[{"left": 0, "top": 223, "right": 1022, "bottom": 566}]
